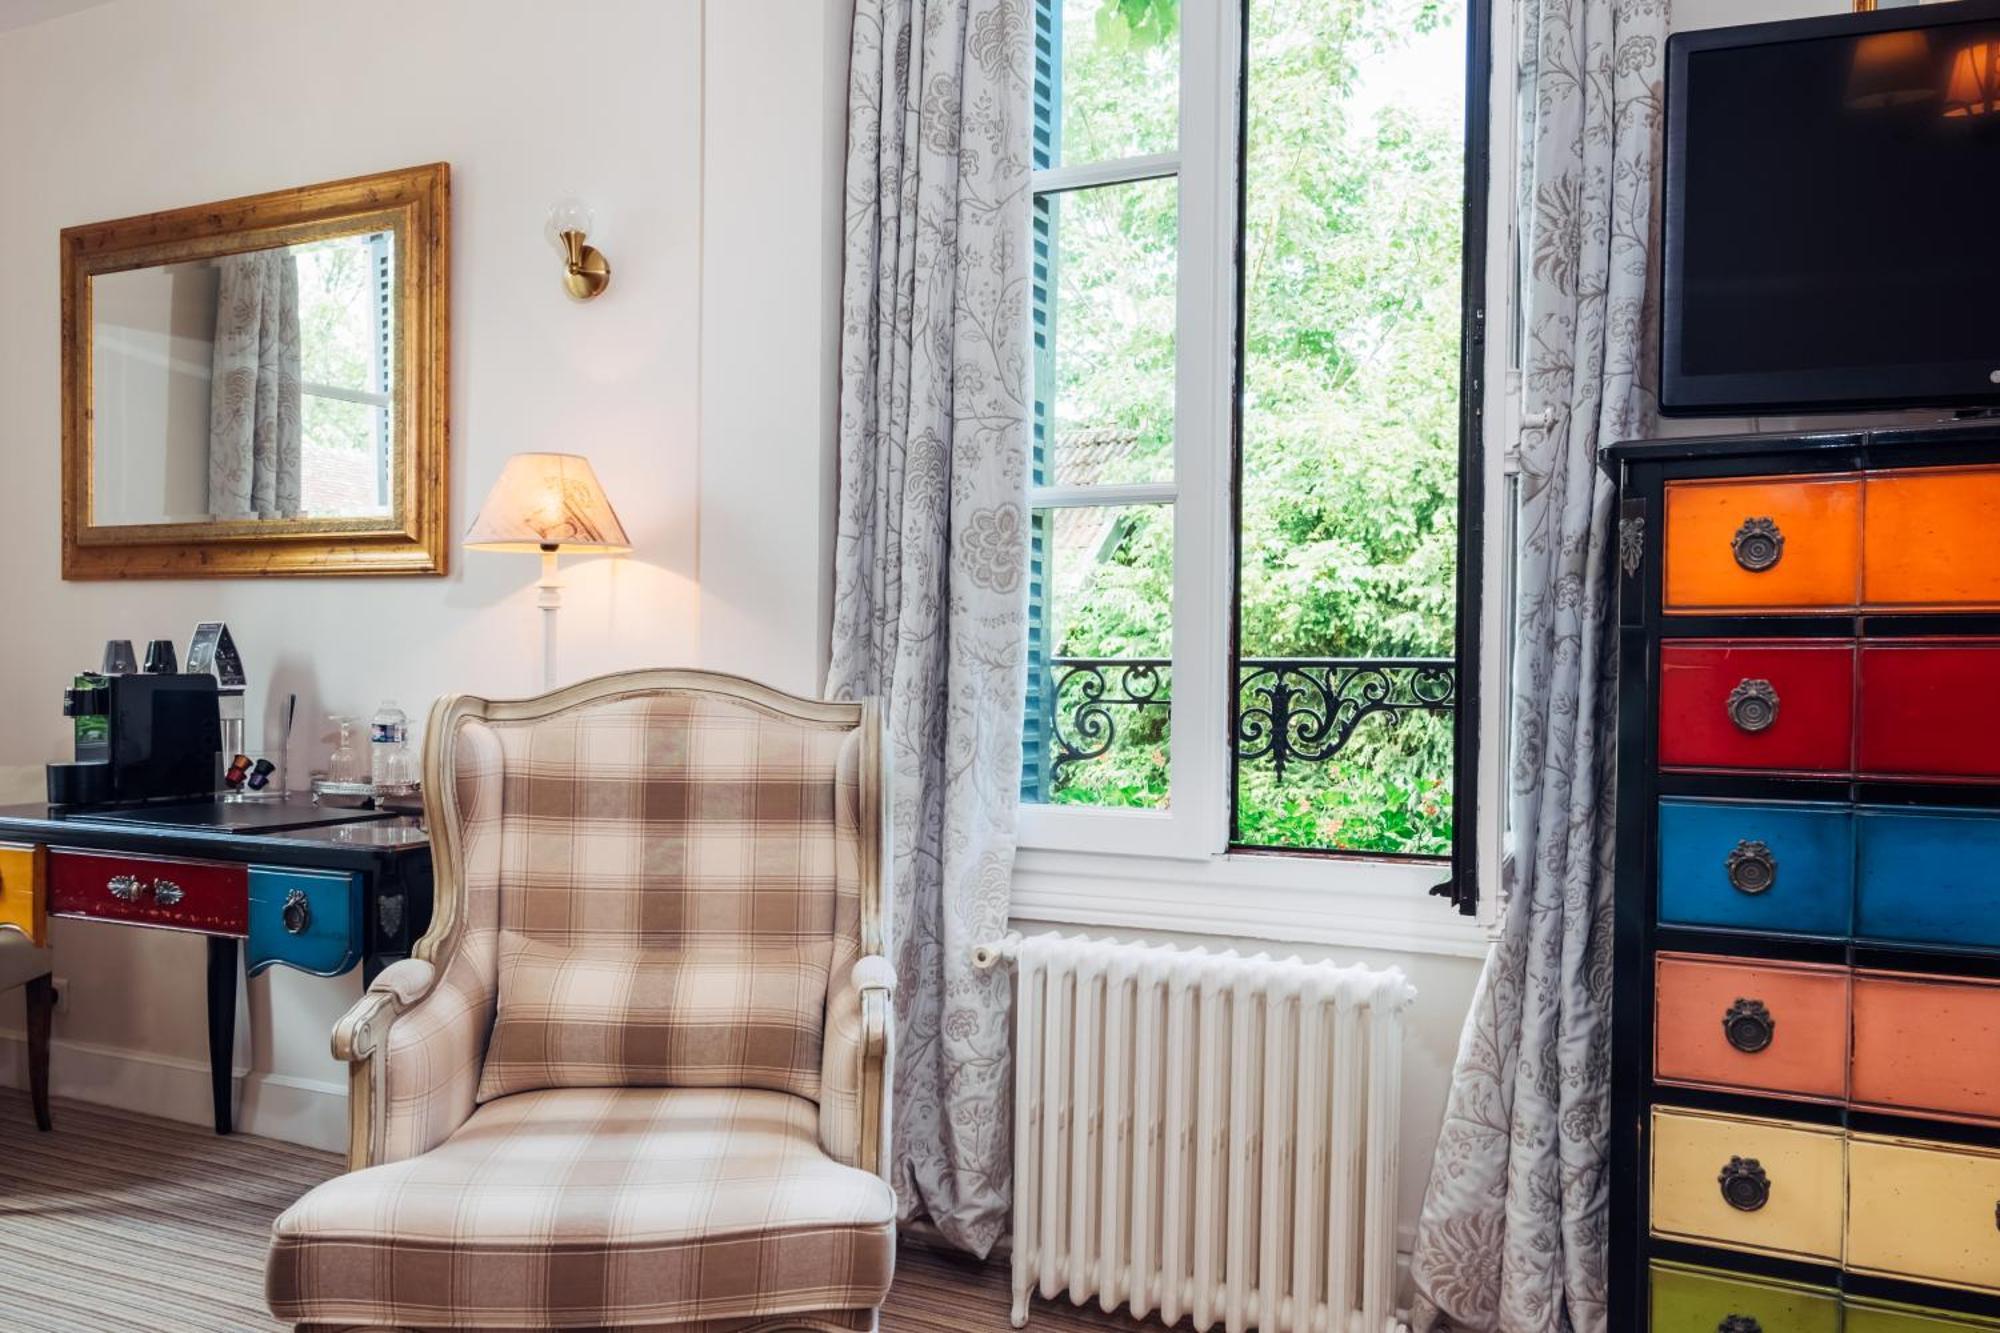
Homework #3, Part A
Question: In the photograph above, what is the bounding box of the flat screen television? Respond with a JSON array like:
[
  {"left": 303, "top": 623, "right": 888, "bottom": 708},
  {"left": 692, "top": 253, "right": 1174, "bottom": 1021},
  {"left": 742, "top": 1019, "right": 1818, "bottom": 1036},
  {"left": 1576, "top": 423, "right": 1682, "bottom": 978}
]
[{"left": 1663, "top": 1, "right": 2000, "bottom": 416}]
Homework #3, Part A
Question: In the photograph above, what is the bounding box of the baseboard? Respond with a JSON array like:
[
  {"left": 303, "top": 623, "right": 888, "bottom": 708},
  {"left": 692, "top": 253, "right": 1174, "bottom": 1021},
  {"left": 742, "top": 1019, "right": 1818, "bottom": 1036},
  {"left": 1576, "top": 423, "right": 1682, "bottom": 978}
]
[{"left": 0, "top": 1028, "right": 347, "bottom": 1152}]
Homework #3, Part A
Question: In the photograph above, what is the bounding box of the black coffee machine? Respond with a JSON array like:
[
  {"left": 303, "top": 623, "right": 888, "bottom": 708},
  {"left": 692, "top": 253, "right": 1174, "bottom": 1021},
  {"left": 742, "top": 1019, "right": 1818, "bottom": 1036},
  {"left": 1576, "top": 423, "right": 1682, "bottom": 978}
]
[{"left": 48, "top": 672, "right": 222, "bottom": 808}]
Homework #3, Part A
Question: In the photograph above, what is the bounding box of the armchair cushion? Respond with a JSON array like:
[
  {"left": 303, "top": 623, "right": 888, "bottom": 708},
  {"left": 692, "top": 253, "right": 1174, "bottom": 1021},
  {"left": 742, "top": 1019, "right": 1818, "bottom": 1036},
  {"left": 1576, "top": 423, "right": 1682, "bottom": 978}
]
[
  {"left": 268, "top": 1086, "right": 896, "bottom": 1330},
  {"left": 473, "top": 693, "right": 856, "bottom": 1104}
]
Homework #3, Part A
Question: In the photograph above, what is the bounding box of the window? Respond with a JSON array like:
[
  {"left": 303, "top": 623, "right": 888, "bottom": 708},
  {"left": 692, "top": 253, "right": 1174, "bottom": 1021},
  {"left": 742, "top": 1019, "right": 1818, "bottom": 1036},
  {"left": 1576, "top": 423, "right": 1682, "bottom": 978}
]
[
  {"left": 295, "top": 230, "right": 394, "bottom": 517},
  {"left": 1022, "top": 0, "right": 1490, "bottom": 905}
]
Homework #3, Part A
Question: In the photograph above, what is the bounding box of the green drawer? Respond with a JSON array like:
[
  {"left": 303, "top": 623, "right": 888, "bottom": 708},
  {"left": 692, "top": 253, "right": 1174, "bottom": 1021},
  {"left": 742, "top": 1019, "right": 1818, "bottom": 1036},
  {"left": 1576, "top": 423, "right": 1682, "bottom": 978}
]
[
  {"left": 1847, "top": 1301, "right": 2000, "bottom": 1333},
  {"left": 1649, "top": 1262, "right": 1840, "bottom": 1333}
]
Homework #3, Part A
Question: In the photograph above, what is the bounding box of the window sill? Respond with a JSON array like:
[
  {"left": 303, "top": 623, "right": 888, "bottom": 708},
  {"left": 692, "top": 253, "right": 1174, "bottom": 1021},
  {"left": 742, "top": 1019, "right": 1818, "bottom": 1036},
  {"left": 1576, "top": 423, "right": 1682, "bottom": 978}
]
[{"left": 1009, "top": 844, "right": 1496, "bottom": 959}]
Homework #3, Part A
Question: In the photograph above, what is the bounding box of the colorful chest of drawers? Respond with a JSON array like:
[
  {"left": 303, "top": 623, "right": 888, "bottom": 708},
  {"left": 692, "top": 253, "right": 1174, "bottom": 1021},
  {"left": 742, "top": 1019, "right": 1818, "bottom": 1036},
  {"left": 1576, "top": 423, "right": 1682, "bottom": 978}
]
[
  {"left": 0, "top": 797, "right": 433, "bottom": 1134},
  {"left": 1608, "top": 425, "right": 2000, "bottom": 1331}
]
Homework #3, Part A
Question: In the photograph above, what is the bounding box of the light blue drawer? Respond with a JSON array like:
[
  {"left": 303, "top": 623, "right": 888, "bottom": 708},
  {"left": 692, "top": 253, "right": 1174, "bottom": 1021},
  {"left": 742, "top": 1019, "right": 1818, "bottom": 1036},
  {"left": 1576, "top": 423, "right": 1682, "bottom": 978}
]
[
  {"left": 1855, "top": 805, "right": 2000, "bottom": 954},
  {"left": 1657, "top": 797, "right": 1852, "bottom": 937},
  {"left": 246, "top": 866, "right": 362, "bottom": 977}
]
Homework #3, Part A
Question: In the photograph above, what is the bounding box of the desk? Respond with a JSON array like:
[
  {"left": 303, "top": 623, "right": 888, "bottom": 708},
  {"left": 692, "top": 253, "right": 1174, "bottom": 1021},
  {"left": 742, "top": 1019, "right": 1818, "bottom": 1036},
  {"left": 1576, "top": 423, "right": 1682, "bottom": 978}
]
[{"left": 0, "top": 797, "right": 432, "bottom": 1134}]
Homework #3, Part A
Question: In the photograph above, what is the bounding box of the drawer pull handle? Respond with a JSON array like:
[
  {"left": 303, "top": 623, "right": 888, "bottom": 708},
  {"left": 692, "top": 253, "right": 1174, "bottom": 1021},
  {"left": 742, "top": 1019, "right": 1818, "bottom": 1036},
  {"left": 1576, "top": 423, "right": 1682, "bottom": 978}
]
[
  {"left": 281, "top": 888, "right": 312, "bottom": 936},
  {"left": 1731, "top": 517, "right": 1784, "bottom": 572},
  {"left": 1724, "top": 840, "right": 1777, "bottom": 895},
  {"left": 150, "top": 879, "right": 184, "bottom": 907},
  {"left": 1726, "top": 679, "right": 1780, "bottom": 733},
  {"left": 1718, "top": 1156, "right": 1770, "bottom": 1212},
  {"left": 1722, "top": 998, "right": 1775, "bottom": 1054},
  {"left": 1718, "top": 1319, "right": 1762, "bottom": 1333},
  {"left": 107, "top": 874, "right": 143, "bottom": 902}
]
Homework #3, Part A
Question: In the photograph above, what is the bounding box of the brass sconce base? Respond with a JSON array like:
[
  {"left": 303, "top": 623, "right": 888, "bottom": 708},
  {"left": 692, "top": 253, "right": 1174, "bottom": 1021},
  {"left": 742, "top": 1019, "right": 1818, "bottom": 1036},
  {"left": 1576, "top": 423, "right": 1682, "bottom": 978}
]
[{"left": 560, "top": 231, "right": 611, "bottom": 300}]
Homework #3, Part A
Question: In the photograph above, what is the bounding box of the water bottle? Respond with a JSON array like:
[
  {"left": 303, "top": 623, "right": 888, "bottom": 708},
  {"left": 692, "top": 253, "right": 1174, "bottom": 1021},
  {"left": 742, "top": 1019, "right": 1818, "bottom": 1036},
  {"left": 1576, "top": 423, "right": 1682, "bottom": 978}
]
[{"left": 369, "top": 700, "right": 411, "bottom": 790}]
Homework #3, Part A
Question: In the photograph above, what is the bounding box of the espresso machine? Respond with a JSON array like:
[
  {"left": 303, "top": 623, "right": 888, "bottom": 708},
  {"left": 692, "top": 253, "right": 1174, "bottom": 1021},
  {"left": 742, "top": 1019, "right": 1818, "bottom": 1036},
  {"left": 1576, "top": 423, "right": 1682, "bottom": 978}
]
[{"left": 49, "top": 670, "right": 222, "bottom": 808}]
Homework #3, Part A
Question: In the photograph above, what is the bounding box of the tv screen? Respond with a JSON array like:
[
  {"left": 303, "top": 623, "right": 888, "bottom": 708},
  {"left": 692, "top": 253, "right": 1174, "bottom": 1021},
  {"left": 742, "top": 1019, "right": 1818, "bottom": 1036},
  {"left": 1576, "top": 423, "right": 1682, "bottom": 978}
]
[{"left": 1663, "top": 4, "right": 2000, "bottom": 415}]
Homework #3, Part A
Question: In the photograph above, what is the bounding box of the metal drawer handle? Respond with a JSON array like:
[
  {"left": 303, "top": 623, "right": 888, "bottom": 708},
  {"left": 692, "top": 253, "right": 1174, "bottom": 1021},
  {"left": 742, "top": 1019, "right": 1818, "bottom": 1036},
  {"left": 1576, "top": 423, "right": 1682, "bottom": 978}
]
[
  {"left": 150, "top": 879, "right": 184, "bottom": 907},
  {"left": 1718, "top": 1156, "right": 1771, "bottom": 1212},
  {"left": 1726, "top": 679, "right": 1780, "bottom": 733},
  {"left": 107, "top": 874, "right": 143, "bottom": 902},
  {"left": 1725, "top": 840, "right": 1777, "bottom": 895},
  {"left": 1723, "top": 998, "right": 1775, "bottom": 1054},
  {"left": 1732, "top": 517, "right": 1784, "bottom": 572},
  {"left": 1719, "top": 1318, "right": 1762, "bottom": 1333},
  {"left": 280, "top": 888, "right": 312, "bottom": 936}
]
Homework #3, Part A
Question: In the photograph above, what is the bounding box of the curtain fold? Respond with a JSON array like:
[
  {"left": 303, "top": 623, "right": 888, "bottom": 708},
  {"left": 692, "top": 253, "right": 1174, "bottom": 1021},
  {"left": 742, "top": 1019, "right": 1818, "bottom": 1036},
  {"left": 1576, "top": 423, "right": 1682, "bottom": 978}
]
[
  {"left": 207, "top": 248, "right": 302, "bottom": 520},
  {"left": 1408, "top": 1, "right": 1666, "bottom": 1329},
  {"left": 826, "top": 0, "right": 1031, "bottom": 1258}
]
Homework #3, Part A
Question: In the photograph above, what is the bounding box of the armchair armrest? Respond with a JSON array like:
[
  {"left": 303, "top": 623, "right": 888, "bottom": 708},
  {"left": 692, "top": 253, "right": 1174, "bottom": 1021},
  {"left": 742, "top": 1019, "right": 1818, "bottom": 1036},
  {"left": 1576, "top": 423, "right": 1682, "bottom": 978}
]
[
  {"left": 335, "top": 953, "right": 492, "bottom": 1172},
  {"left": 821, "top": 954, "right": 896, "bottom": 1180},
  {"left": 853, "top": 955, "right": 895, "bottom": 1181}
]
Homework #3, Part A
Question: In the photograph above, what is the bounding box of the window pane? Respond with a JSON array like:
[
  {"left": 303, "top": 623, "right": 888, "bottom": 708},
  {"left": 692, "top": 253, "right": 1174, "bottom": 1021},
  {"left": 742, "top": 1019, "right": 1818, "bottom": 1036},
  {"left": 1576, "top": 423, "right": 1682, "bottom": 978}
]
[
  {"left": 1022, "top": 503, "right": 1172, "bottom": 810},
  {"left": 1036, "top": 177, "right": 1177, "bottom": 489},
  {"left": 294, "top": 232, "right": 390, "bottom": 394},
  {"left": 1232, "top": 0, "right": 1467, "bottom": 855},
  {"left": 300, "top": 394, "right": 389, "bottom": 517},
  {"left": 1040, "top": 0, "right": 1179, "bottom": 170}
]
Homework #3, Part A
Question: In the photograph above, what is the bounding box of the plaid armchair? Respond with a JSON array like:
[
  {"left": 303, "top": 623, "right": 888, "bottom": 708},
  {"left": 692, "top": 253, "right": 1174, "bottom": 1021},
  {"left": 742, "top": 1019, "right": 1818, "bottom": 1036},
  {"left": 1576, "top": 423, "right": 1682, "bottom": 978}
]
[{"left": 268, "top": 671, "right": 896, "bottom": 1332}]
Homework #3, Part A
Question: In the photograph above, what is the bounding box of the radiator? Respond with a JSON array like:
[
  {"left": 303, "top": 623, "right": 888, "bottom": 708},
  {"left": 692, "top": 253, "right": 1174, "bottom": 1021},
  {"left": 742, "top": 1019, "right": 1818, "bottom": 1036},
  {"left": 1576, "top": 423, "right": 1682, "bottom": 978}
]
[{"left": 978, "top": 932, "right": 1416, "bottom": 1333}]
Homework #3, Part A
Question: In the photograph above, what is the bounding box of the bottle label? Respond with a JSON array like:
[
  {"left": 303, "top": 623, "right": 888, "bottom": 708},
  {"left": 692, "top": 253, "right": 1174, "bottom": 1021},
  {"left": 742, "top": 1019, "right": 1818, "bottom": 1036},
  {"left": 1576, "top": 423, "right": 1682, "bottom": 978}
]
[{"left": 371, "top": 722, "right": 406, "bottom": 744}]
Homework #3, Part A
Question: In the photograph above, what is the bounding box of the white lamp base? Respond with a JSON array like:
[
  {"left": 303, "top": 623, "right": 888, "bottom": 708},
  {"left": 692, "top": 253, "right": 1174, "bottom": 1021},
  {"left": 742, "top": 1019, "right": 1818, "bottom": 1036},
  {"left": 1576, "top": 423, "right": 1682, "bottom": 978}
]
[{"left": 537, "top": 548, "right": 562, "bottom": 692}]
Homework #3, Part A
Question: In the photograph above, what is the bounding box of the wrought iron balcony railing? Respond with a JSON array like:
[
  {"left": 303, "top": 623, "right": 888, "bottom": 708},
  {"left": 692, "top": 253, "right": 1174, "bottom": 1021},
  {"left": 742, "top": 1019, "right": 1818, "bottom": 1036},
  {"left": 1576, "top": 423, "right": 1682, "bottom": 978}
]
[{"left": 1043, "top": 655, "right": 1456, "bottom": 785}]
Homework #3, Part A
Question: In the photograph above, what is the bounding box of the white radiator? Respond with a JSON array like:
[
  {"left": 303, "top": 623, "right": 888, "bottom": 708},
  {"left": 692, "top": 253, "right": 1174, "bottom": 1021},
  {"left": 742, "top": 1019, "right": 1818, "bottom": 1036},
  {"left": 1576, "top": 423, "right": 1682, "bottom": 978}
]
[{"left": 978, "top": 932, "right": 1416, "bottom": 1333}]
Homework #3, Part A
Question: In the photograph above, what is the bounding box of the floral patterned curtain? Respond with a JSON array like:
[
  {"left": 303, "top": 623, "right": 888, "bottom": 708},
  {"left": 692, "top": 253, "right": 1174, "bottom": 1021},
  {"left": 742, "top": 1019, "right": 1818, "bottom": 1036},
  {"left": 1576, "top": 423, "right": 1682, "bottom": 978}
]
[
  {"left": 207, "top": 249, "right": 302, "bottom": 519},
  {"left": 1407, "top": 1, "right": 1666, "bottom": 1329},
  {"left": 826, "top": 0, "right": 1030, "bottom": 1257}
]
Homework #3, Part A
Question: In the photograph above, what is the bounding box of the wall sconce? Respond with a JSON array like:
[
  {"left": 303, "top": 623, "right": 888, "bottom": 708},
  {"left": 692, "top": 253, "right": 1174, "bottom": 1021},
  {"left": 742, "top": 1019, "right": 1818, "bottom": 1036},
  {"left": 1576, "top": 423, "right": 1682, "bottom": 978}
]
[{"left": 546, "top": 197, "right": 611, "bottom": 301}]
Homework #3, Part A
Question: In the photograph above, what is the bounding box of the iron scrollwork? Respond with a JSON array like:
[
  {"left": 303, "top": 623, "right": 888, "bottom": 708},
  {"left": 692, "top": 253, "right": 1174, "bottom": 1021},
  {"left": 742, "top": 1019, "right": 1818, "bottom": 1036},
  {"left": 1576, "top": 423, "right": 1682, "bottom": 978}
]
[
  {"left": 1236, "top": 658, "right": 1456, "bottom": 782},
  {"left": 1043, "top": 656, "right": 1457, "bottom": 787},
  {"left": 1047, "top": 659, "right": 1170, "bottom": 784}
]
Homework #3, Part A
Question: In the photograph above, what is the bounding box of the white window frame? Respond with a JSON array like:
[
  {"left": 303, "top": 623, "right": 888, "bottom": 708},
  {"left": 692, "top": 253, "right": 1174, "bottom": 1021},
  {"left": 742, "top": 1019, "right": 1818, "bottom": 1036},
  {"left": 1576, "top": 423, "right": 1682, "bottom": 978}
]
[{"left": 1015, "top": 0, "right": 1516, "bottom": 958}]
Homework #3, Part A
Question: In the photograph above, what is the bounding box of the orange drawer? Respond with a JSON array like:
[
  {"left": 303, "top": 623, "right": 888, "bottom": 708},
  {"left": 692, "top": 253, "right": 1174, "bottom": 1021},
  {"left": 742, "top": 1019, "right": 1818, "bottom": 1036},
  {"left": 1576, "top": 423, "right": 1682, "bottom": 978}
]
[
  {"left": 1664, "top": 475, "right": 1860, "bottom": 613},
  {"left": 0, "top": 841, "right": 46, "bottom": 946},
  {"left": 1852, "top": 969, "right": 2000, "bottom": 1126},
  {"left": 1863, "top": 466, "right": 2000, "bottom": 610},
  {"left": 1654, "top": 953, "right": 1848, "bottom": 1102}
]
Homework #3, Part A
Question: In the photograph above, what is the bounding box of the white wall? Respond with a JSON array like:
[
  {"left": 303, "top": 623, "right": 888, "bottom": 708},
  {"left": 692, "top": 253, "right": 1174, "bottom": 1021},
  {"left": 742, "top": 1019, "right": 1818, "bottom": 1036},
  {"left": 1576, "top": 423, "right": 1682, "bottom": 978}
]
[{"left": 0, "top": 0, "right": 849, "bottom": 1145}]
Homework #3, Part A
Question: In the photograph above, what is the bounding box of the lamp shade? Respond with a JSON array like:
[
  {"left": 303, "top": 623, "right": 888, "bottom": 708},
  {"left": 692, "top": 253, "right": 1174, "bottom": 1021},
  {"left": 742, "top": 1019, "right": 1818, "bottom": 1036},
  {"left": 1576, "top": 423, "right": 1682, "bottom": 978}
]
[
  {"left": 1943, "top": 39, "right": 2000, "bottom": 117},
  {"left": 1846, "top": 30, "right": 1935, "bottom": 109},
  {"left": 465, "top": 452, "right": 630, "bottom": 553}
]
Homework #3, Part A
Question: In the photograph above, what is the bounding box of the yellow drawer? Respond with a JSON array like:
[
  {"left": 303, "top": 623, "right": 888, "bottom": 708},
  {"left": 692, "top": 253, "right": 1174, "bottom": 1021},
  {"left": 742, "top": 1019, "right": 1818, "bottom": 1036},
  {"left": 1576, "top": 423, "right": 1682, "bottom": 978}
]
[
  {"left": 0, "top": 841, "right": 45, "bottom": 946},
  {"left": 1650, "top": 1106, "right": 1844, "bottom": 1263},
  {"left": 1847, "top": 1133, "right": 2000, "bottom": 1297}
]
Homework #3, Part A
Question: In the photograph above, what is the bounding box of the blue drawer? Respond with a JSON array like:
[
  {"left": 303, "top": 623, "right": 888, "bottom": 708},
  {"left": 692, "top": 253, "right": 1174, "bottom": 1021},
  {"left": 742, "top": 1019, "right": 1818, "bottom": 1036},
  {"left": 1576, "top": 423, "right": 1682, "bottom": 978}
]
[
  {"left": 1657, "top": 798, "right": 1852, "bottom": 937},
  {"left": 1855, "top": 805, "right": 2000, "bottom": 954},
  {"left": 246, "top": 866, "right": 362, "bottom": 977}
]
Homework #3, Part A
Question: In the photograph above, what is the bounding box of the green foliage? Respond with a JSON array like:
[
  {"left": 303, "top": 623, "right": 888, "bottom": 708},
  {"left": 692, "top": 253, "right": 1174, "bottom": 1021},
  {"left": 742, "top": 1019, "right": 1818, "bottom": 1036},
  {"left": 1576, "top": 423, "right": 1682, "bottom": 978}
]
[
  {"left": 1042, "top": 0, "right": 1465, "bottom": 856},
  {"left": 1094, "top": 0, "right": 1179, "bottom": 51}
]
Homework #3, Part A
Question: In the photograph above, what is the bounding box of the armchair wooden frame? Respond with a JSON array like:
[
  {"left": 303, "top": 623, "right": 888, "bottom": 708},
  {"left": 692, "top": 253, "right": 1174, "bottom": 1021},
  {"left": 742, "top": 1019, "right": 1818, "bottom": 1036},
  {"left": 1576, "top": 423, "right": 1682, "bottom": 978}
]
[{"left": 330, "top": 668, "right": 894, "bottom": 1178}]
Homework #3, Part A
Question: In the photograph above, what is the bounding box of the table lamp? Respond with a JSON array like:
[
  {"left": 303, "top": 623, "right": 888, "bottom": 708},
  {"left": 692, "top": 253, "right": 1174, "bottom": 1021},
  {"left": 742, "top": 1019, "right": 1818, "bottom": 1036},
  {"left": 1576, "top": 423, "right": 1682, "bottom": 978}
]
[{"left": 465, "top": 453, "right": 630, "bottom": 690}]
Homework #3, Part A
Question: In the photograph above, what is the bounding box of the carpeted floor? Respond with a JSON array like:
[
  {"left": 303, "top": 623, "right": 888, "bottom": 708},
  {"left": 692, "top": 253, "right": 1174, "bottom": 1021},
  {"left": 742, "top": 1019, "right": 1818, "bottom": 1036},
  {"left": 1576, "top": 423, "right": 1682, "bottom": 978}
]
[{"left": 0, "top": 1091, "right": 1164, "bottom": 1333}]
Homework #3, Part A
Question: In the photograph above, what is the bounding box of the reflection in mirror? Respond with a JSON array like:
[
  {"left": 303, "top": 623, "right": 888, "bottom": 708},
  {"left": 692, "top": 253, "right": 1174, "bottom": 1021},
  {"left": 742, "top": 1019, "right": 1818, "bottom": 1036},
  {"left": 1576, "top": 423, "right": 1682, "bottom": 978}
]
[{"left": 90, "top": 229, "right": 397, "bottom": 527}]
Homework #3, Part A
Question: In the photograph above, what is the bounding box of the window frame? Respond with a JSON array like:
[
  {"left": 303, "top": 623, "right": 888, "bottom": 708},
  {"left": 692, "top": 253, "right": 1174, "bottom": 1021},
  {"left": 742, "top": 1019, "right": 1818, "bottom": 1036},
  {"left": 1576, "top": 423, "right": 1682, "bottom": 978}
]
[{"left": 1018, "top": 0, "right": 1509, "bottom": 946}]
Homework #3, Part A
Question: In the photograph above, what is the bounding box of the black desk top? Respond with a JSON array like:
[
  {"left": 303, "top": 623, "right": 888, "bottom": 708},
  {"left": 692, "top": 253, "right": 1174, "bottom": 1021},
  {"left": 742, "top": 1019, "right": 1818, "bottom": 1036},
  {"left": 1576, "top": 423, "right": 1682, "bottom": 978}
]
[{"left": 0, "top": 795, "right": 429, "bottom": 873}]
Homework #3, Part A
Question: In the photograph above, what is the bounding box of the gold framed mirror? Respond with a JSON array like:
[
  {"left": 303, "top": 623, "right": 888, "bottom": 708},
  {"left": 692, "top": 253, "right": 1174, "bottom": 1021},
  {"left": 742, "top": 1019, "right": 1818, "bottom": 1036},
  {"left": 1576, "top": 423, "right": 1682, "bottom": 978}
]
[{"left": 61, "top": 163, "right": 449, "bottom": 578}]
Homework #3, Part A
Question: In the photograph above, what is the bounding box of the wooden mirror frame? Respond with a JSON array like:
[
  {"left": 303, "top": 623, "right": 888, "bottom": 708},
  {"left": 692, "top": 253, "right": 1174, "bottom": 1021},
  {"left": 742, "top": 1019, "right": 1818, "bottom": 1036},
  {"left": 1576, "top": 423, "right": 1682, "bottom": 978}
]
[{"left": 61, "top": 163, "right": 450, "bottom": 578}]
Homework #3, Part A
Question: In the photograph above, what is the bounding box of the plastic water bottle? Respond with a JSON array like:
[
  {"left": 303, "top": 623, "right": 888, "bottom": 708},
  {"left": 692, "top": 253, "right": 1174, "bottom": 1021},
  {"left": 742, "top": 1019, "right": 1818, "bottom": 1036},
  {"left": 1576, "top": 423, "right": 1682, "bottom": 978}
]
[{"left": 369, "top": 700, "right": 411, "bottom": 790}]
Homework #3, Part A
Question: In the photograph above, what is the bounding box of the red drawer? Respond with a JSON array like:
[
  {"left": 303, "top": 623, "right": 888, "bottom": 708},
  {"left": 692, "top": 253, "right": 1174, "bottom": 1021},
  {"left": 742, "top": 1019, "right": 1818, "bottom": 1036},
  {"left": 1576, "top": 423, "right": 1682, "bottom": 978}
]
[
  {"left": 1658, "top": 640, "right": 1854, "bottom": 774},
  {"left": 48, "top": 848, "right": 247, "bottom": 936},
  {"left": 1859, "top": 639, "right": 2000, "bottom": 782}
]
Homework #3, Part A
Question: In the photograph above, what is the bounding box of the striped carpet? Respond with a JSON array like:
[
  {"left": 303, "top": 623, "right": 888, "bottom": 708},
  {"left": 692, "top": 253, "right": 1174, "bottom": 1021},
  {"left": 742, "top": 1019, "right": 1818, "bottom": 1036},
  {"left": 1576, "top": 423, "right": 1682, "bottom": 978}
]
[{"left": 0, "top": 1091, "right": 1170, "bottom": 1332}]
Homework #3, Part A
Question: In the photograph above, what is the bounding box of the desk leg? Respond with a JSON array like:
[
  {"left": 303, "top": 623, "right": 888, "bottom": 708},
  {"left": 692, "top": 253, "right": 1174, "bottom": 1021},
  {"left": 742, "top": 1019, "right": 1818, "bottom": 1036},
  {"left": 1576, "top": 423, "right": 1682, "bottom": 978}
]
[{"left": 206, "top": 936, "right": 236, "bottom": 1135}]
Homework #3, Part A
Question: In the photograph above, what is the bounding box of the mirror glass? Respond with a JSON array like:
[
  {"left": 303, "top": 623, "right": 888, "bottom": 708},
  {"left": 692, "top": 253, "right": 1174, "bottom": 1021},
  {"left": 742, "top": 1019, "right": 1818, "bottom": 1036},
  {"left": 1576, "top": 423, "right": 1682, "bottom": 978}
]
[{"left": 90, "top": 228, "right": 398, "bottom": 527}]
